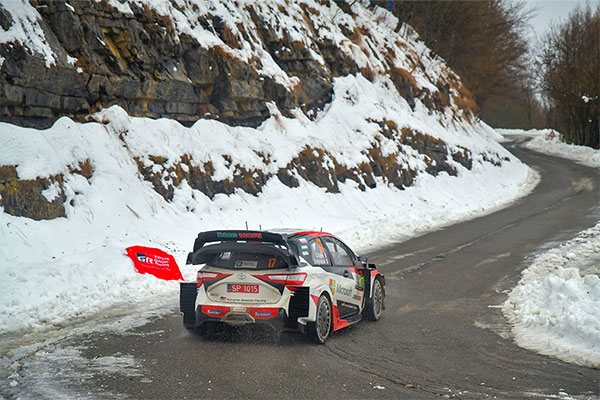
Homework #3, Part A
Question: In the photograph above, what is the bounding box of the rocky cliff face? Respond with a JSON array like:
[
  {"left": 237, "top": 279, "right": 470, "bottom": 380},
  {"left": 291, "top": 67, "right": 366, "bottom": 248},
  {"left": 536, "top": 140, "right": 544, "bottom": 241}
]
[
  {"left": 0, "top": 0, "right": 493, "bottom": 221},
  {"left": 0, "top": 0, "right": 476, "bottom": 129}
]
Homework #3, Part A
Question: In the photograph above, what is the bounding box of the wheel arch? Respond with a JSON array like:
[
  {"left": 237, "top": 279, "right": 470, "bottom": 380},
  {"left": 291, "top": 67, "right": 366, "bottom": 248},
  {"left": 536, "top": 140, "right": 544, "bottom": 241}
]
[
  {"left": 368, "top": 271, "right": 385, "bottom": 303},
  {"left": 307, "top": 286, "right": 334, "bottom": 322}
]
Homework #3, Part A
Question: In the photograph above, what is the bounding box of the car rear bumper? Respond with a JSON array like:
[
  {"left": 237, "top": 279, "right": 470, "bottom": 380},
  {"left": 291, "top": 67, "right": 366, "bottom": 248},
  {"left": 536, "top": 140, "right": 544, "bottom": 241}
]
[{"left": 196, "top": 305, "right": 288, "bottom": 331}]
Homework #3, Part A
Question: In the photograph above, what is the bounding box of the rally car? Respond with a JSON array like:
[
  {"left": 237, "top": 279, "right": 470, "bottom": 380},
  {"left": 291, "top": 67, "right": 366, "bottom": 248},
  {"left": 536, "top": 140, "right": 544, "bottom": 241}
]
[{"left": 179, "top": 230, "right": 385, "bottom": 344}]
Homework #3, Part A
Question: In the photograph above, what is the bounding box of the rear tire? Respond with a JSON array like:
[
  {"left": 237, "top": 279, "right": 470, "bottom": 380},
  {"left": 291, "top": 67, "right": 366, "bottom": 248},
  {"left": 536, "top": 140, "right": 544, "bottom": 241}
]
[
  {"left": 307, "top": 294, "right": 332, "bottom": 344},
  {"left": 364, "top": 277, "right": 384, "bottom": 321}
]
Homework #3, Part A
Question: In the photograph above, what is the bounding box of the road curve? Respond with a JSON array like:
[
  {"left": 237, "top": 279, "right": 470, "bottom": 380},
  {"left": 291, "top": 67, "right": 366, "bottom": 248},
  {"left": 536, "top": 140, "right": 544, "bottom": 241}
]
[{"left": 8, "top": 138, "right": 600, "bottom": 399}]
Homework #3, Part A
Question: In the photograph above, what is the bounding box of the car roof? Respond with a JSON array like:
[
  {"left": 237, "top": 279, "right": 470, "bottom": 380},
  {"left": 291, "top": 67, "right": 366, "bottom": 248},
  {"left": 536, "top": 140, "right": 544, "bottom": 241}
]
[
  {"left": 290, "top": 231, "right": 333, "bottom": 238},
  {"left": 267, "top": 228, "right": 334, "bottom": 238}
]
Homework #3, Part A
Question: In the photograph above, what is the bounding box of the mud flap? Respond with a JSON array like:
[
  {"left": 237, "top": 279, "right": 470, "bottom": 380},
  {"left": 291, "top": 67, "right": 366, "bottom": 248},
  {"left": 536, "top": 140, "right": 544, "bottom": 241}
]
[{"left": 180, "top": 282, "right": 198, "bottom": 314}]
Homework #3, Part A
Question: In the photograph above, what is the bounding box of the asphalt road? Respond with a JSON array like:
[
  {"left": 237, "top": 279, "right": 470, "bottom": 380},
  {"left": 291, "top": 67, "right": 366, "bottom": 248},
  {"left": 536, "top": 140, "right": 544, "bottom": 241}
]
[{"left": 6, "top": 138, "right": 600, "bottom": 399}]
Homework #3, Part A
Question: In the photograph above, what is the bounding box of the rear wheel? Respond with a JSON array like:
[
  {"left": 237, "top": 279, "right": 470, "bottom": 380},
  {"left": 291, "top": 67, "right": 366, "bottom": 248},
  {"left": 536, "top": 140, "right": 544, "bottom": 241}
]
[
  {"left": 307, "top": 294, "right": 332, "bottom": 344},
  {"left": 364, "top": 277, "right": 384, "bottom": 321}
]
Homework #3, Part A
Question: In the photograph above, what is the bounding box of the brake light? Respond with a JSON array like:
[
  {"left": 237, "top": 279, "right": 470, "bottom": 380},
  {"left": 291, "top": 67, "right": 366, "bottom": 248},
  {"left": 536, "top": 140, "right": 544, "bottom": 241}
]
[
  {"left": 264, "top": 274, "right": 288, "bottom": 285},
  {"left": 197, "top": 271, "right": 231, "bottom": 285},
  {"left": 285, "top": 273, "right": 307, "bottom": 286},
  {"left": 263, "top": 273, "right": 307, "bottom": 286}
]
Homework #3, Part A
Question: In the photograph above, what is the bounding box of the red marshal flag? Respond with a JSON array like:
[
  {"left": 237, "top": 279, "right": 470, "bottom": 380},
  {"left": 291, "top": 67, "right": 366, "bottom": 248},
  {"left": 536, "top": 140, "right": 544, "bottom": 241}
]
[{"left": 126, "top": 246, "right": 183, "bottom": 281}]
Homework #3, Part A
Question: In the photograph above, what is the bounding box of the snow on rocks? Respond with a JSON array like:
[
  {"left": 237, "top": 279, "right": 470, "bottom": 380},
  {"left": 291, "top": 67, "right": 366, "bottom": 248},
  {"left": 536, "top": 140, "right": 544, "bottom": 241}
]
[{"left": 0, "top": 0, "right": 57, "bottom": 68}]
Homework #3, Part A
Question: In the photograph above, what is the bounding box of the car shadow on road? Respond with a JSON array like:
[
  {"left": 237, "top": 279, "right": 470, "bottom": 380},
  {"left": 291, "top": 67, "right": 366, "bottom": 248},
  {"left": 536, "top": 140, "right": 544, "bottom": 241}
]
[{"left": 184, "top": 324, "right": 315, "bottom": 347}]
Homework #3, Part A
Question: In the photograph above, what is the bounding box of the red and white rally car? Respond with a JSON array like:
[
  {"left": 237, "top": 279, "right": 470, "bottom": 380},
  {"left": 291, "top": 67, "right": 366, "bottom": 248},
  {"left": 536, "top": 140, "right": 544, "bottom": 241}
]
[{"left": 180, "top": 230, "right": 385, "bottom": 344}]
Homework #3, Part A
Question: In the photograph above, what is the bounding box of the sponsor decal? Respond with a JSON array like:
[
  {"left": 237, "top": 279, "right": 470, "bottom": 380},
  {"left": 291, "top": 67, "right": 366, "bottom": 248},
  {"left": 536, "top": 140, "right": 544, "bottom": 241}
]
[
  {"left": 222, "top": 298, "right": 267, "bottom": 303},
  {"left": 299, "top": 238, "right": 308, "bottom": 243},
  {"left": 133, "top": 254, "right": 171, "bottom": 268},
  {"left": 337, "top": 285, "right": 352, "bottom": 296},
  {"left": 352, "top": 294, "right": 362, "bottom": 301},
  {"left": 316, "top": 239, "right": 330, "bottom": 263},
  {"left": 239, "top": 232, "right": 262, "bottom": 239},
  {"left": 217, "top": 232, "right": 238, "bottom": 238},
  {"left": 328, "top": 278, "right": 336, "bottom": 295},
  {"left": 216, "top": 232, "right": 263, "bottom": 239},
  {"left": 316, "top": 239, "right": 325, "bottom": 252},
  {"left": 354, "top": 276, "right": 364, "bottom": 289},
  {"left": 235, "top": 260, "right": 258, "bottom": 268},
  {"left": 301, "top": 245, "right": 308, "bottom": 249},
  {"left": 208, "top": 310, "right": 222, "bottom": 315},
  {"left": 256, "top": 312, "right": 272, "bottom": 317},
  {"left": 302, "top": 251, "right": 309, "bottom": 256}
]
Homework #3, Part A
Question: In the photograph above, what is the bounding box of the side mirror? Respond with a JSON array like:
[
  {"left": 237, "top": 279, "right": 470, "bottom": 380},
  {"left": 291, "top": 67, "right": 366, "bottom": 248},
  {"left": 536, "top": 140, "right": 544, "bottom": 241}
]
[
  {"left": 358, "top": 255, "right": 368, "bottom": 266},
  {"left": 186, "top": 252, "right": 193, "bottom": 265}
]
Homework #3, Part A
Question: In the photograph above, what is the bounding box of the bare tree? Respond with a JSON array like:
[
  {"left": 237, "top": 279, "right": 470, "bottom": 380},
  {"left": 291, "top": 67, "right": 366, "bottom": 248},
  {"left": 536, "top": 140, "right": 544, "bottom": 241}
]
[
  {"left": 538, "top": 3, "right": 599, "bottom": 148},
  {"left": 388, "top": 0, "right": 532, "bottom": 127}
]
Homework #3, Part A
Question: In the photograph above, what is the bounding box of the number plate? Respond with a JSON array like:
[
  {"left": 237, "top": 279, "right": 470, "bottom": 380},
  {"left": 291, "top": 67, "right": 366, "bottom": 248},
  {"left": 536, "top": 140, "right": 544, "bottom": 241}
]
[{"left": 227, "top": 284, "right": 259, "bottom": 294}]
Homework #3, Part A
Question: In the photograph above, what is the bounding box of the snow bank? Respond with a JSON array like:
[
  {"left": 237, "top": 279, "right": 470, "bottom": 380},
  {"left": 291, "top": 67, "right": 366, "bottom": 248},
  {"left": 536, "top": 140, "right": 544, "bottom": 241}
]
[
  {"left": 503, "top": 223, "right": 600, "bottom": 368},
  {"left": 500, "top": 129, "right": 600, "bottom": 368},
  {"left": 0, "top": 75, "right": 532, "bottom": 335}
]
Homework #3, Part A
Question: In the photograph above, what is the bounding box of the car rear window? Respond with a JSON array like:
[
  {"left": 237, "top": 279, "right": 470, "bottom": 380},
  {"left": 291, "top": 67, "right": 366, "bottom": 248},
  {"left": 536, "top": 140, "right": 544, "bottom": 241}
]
[{"left": 208, "top": 251, "right": 289, "bottom": 270}]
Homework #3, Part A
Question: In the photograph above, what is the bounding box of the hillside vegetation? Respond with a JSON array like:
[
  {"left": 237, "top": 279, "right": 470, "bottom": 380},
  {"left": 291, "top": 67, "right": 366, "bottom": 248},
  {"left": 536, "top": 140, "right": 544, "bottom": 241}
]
[{"left": 382, "top": 0, "right": 532, "bottom": 128}]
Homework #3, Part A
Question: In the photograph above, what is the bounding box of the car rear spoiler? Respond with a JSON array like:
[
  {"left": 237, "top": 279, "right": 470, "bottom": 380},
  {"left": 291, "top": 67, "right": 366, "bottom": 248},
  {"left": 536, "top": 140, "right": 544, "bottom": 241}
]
[
  {"left": 188, "top": 242, "right": 299, "bottom": 267},
  {"left": 186, "top": 230, "right": 296, "bottom": 265},
  {"left": 192, "top": 230, "right": 287, "bottom": 252}
]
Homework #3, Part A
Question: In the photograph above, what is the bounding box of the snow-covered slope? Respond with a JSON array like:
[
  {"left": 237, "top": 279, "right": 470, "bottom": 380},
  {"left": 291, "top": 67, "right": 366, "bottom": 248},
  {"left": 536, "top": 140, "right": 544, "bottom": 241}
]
[{"left": 0, "top": 0, "right": 532, "bottom": 335}]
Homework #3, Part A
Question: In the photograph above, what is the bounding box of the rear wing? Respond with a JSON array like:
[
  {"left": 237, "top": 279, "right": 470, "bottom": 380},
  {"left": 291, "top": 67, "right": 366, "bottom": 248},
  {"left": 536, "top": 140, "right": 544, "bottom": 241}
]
[
  {"left": 186, "top": 230, "right": 297, "bottom": 266},
  {"left": 192, "top": 231, "right": 287, "bottom": 252}
]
